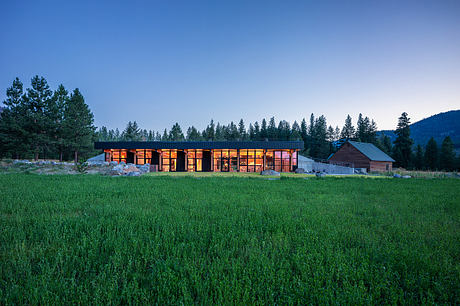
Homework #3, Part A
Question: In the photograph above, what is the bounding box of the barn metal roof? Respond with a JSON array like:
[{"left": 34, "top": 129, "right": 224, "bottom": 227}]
[
  {"left": 348, "top": 141, "right": 395, "bottom": 162},
  {"left": 94, "top": 140, "right": 304, "bottom": 150}
]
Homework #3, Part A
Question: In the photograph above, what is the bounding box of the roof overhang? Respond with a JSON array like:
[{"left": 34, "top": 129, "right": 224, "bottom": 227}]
[{"left": 94, "top": 141, "right": 304, "bottom": 150}]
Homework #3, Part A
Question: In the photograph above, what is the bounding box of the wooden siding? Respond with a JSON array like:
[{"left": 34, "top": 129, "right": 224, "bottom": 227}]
[
  {"left": 369, "top": 161, "right": 392, "bottom": 172},
  {"left": 329, "top": 142, "right": 371, "bottom": 169}
]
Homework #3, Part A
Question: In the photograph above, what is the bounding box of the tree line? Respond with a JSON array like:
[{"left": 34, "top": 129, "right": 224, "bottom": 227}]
[
  {"left": 390, "top": 112, "right": 458, "bottom": 171},
  {"left": 1, "top": 77, "right": 458, "bottom": 169},
  {"left": 0, "top": 76, "right": 95, "bottom": 162}
]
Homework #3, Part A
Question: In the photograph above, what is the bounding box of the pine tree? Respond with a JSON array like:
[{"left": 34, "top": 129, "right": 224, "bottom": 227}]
[
  {"left": 424, "top": 137, "right": 438, "bottom": 170},
  {"left": 268, "top": 117, "right": 277, "bottom": 140},
  {"left": 186, "top": 126, "right": 201, "bottom": 141},
  {"left": 440, "top": 136, "right": 455, "bottom": 171},
  {"left": 277, "top": 120, "right": 291, "bottom": 140},
  {"left": 414, "top": 144, "right": 424, "bottom": 170},
  {"left": 205, "top": 120, "right": 215, "bottom": 141},
  {"left": 162, "top": 129, "right": 169, "bottom": 141},
  {"left": 392, "top": 112, "right": 413, "bottom": 168},
  {"left": 327, "top": 125, "right": 335, "bottom": 142},
  {"left": 334, "top": 126, "right": 341, "bottom": 142},
  {"left": 340, "top": 115, "right": 355, "bottom": 140},
  {"left": 253, "top": 121, "right": 260, "bottom": 140},
  {"left": 248, "top": 123, "right": 255, "bottom": 140},
  {"left": 291, "top": 121, "right": 301, "bottom": 140},
  {"left": 228, "top": 122, "right": 239, "bottom": 140},
  {"left": 25, "top": 76, "right": 53, "bottom": 160},
  {"left": 169, "top": 123, "right": 185, "bottom": 141},
  {"left": 215, "top": 123, "right": 223, "bottom": 140},
  {"left": 310, "top": 115, "right": 329, "bottom": 158},
  {"left": 260, "top": 119, "right": 268, "bottom": 140},
  {"left": 356, "top": 113, "right": 365, "bottom": 141},
  {"left": 0, "top": 77, "right": 29, "bottom": 159},
  {"left": 122, "top": 121, "right": 142, "bottom": 141},
  {"left": 238, "top": 119, "right": 246, "bottom": 140},
  {"left": 50, "top": 85, "right": 69, "bottom": 161},
  {"left": 300, "top": 118, "right": 308, "bottom": 144},
  {"left": 62, "top": 88, "right": 95, "bottom": 162}
]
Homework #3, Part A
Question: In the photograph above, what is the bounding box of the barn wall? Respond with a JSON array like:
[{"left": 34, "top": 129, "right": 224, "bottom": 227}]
[
  {"left": 329, "top": 142, "right": 370, "bottom": 169},
  {"left": 370, "top": 161, "right": 392, "bottom": 172}
]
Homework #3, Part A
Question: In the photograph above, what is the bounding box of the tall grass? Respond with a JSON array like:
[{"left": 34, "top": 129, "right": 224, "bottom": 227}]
[{"left": 0, "top": 174, "right": 459, "bottom": 304}]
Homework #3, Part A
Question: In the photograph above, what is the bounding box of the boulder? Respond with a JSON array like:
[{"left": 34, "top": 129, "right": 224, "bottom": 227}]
[
  {"left": 402, "top": 175, "right": 411, "bottom": 179},
  {"left": 110, "top": 161, "right": 118, "bottom": 166},
  {"left": 294, "top": 168, "right": 305, "bottom": 174},
  {"left": 119, "top": 161, "right": 126, "bottom": 166},
  {"left": 393, "top": 173, "right": 401, "bottom": 178},
  {"left": 122, "top": 165, "right": 140, "bottom": 175},
  {"left": 126, "top": 171, "right": 141, "bottom": 177},
  {"left": 260, "top": 170, "right": 280, "bottom": 176},
  {"left": 136, "top": 164, "right": 150, "bottom": 173},
  {"left": 111, "top": 164, "right": 124, "bottom": 175},
  {"left": 315, "top": 172, "right": 326, "bottom": 178}
]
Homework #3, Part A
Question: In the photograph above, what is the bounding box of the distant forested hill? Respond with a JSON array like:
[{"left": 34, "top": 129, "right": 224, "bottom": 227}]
[{"left": 378, "top": 110, "right": 460, "bottom": 150}]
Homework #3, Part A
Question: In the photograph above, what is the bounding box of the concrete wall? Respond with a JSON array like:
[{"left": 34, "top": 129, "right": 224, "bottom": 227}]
[{"left": 298, "top": 160, "right": 354, "bottom": 174}]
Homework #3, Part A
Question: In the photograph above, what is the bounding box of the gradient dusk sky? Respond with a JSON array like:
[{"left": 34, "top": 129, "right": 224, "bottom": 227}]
[{"left": 1, "top": 0, "right": 459, "bottom": 132}]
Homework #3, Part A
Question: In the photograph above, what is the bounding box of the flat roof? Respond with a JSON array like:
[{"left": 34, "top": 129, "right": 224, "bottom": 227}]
[{"left": 94, "top": 140, "right": 304, "bottom": 150}]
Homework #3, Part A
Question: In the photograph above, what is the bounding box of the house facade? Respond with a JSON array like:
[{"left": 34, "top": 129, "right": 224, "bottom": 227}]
[
  {"left": 328, "top": 140, "right": 394, "bottom": 172},
  {"left": 94, "top": 141, "right": 303, "bottom": 172}
]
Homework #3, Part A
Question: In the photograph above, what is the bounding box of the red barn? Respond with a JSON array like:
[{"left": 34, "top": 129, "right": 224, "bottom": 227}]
[{"left": 328, "top": 141, "right": 394, "bottom": 172}]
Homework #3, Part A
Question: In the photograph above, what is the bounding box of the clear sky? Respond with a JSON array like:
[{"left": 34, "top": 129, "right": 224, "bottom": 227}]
[{"left": 1, "top": 0, "right": 459, "bottom": 132}]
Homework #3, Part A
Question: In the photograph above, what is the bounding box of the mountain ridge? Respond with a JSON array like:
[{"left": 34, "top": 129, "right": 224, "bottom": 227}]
[{"left": 378, "top": 110, "right": 460, "bottom": 149}]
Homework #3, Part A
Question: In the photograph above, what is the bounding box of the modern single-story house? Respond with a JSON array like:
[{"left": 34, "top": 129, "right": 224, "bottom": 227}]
[
  {"left": 94, "top": 141, "right": 303, "bottom": 172},
  {"left": 328, "top": 140, "right": 394, "bottom": 172}
]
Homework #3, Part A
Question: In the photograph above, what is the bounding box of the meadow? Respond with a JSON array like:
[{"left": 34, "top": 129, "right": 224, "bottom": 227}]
[{"left": 0, "top": 174, "right": 459, "bottom": 304}]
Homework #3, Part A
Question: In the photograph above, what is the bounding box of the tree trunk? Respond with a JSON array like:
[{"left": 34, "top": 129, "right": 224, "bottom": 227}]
[
  {"left": 59, "top": 151, "right": 63, "bottom": 162},
  {"left": 74, "top": 151, "right": 78, "bottom": 163},
  {"left": 34, "top": 151, "right": 39, "bottom": 161}
]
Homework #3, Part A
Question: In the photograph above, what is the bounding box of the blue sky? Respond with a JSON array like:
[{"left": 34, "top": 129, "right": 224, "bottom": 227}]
[{"left": 1, "top": 0, "right": 459, "bottom": 131}]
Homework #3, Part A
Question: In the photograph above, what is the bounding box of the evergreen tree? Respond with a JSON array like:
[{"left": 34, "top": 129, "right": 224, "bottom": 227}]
[
  {"left": 440, "top": 136, "right": 455, "bottom": 171},
  {"left": 205, "top": 120, "right": 215, "bottom": 141},
  {"left": 169, "top": 123, "right": 185, "bottom": 141},
  {"left": 392, "top": 112, "right": 413, "bottom": 168},
  {"left": 0, "top": 77, "right": 28, "bottom": 159},
  {"left": 114, "top": 128, "right": 120, "bottom": 140},
  {"left": 260, "top": 119, "right": 268, "bottom": 140},
  {"left": 334, "top": 126, "right": 341, "bottom": 142},
  {"left": 291, "top": 121, "right": 301, "bottom": 140},
  {"left": 62, "top": 88, "right": 95, "bottom": 162},
  {"left": 300, "top": 118, "right": 308, "bottom": 144},
  {"left": 355, "top": 113, "right": 365, "bottom": 141},
  {"left": 228, "top": 121, "right": 239, "bottom": 140},
  {"left": 253, "top": 121, "right": 260, "bottom": 140},
  {"left": 25, "top": 75, "right": 53, "bottom": 160},
  {"left": 98, "top": 126, "right": 109, "bottom": 141},
  {"left": 162, "top": 129, "right": 169, "bottom": 141},
  {"left": 327, "top": 125, "right": 335, "bottom": 142},
  {"left": 424, "top": 137, "right": 438, "bottom": 170},
  {"left": 414, "top": 144, "right": 424, "bottom": 170},
  {"left": 215, "top": 123, "right": 224, "bottom": 140},
  {"left": 186, "top": 126, "right": 201, "bottom": 141},
  {"left": 340, "top": 115, "right": 355, "bottom": 140},
  {"left": 268, "top": 117, "right": 277, "bottom": 140},
  {"left": 277, "top": 120, "right": 291, "bottom": 140},
  {"left": 310, "top": 115, "right": 329, "bottom": 158},
  {"left": 238, "top": 119, "right": 246, "bottom": 140},
  {"left": 155, "top": 131, "right": 161, "bottom": 141},
  {"left": 122, "top": 121, "right": 141, "bottom": 141},
  {"left": 248, "top": 123, "right": 255, "bottom": 140}
]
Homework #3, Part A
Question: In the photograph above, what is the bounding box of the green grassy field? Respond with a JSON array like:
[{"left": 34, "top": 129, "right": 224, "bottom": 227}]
[{"left": 0, "top": 174, "right": 459, "bottom": 304}]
